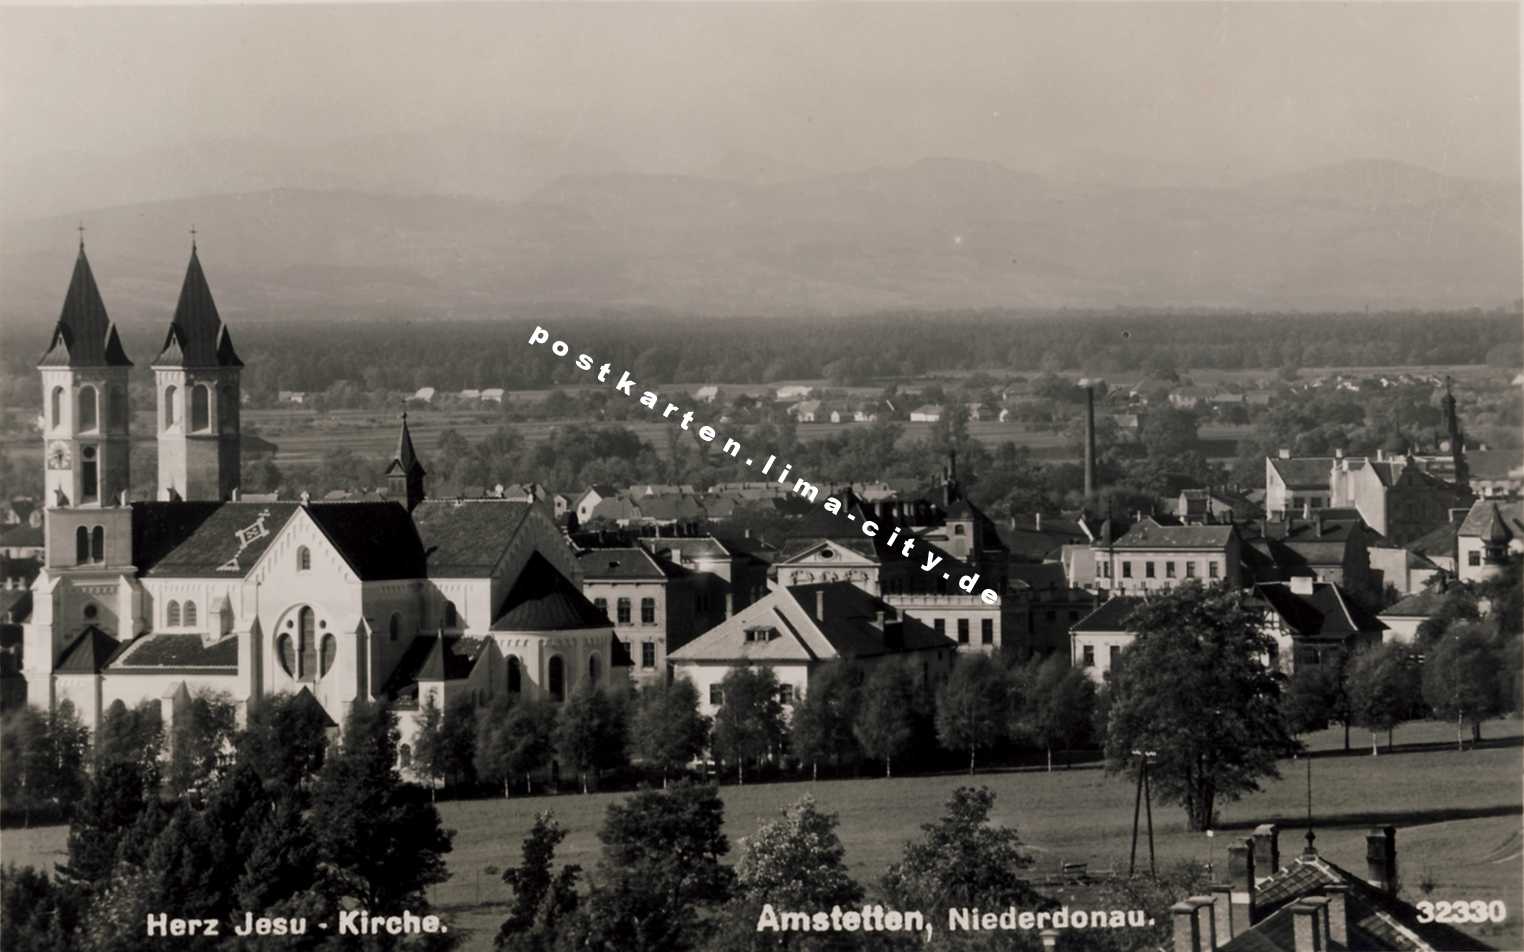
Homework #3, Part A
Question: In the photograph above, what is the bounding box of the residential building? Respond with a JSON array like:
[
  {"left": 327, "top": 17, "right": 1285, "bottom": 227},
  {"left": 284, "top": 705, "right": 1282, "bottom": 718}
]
[
  {"left": 480, "top": 388, "right": 505, "bottom": 403},
  {"left": 775, "top": 385, "right": 814, "bottom": 401},
  {"left": 1005, "top": 562, "right": 1099, "bottom": 655},
  {"left": 1377, "top": 589, "right": 1446, "bottom": 643},
  {"left": 644, "top": 533, "right": 771, "bottom": 632},
  {"left": 909, "top": 404, "right": 943, "bottom": 422},
  {"left": 410, "top": 387, "right": 436, "bottom": 403},
  {"left": 1329, "top": 453, "right": 1474, "bottom": 544},
  {"left": 1367, "top": 545, "right": 1442, "bottom": 597},
  {"left": 1093, "top": 520, "right": 1242, "bottom": 593},
  {"left": 669, "top": 582, "right": 956, "bottom": 720},
  {"left": 1240, "top": 514, "right": 1379, "bottom": 606},
  {"left": 1175, "top": 489, "right": 1252, "bottom": 524},
  {"left": 1266, "top": 453, "right": 1335, "bottom": 517},
  {"left": 1069, "top": 595, "right": 1141, "bottom": 683},
  {"left": 579, "top": 547, "right": 693, "bottom": 685},
  {"left": 1253, "top": 578, "right": 1384, "bottom": 674},
  {"left": 1456, "top": 498, "right": 1524, "bottom": 582},
  {"left": 575, "top": 484, "right": 618, "bottom": 523},
  {"left": 693, "top": 385, "right": 720, "bottom": 403},
  {"left": 791, "top": 400, "right": 822, "bottom": 422}
]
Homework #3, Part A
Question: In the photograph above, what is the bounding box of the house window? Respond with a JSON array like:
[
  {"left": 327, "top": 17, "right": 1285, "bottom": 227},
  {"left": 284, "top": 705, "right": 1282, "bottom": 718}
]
[
  {"left": 77, "top": 385, "right": 97, "bottom": 430},
  {"left": 1468, "top": 551, "right": 1482, "bottom": 567},
  {"left": 641, "top": 642, "right": 656, "bottom": 669},
  {"left": 981, "top": 619, "right": 994, "bottom": 645},
  {"left": 957, "top": 619, "right": 969, "bottom": 644},
  {"left": 167, "top": 600, "right": 181, "bottom": 626},
  {"left": 297, "top": 546, "right": 311, "bottom": 571},
  {"left": 1098, "top": 561, "right": 1110, "bottom": 578},
  {"left": 164, "top": 386, "right": 178, "bottom": 428},
  {"left": 1110, "top": 645, "right": 1120, "bottom": 667},
  {"left": 779, "top": 683, "right": 794, "bottom": 703},
  {"left": 1185, "top": 561, "right": 1196, "bottom": 578},
  {"left": 709, "top": 684, "right": 723, "bottom": 705},
  {"left": 933, "top": 619, "right": 945, "bottom": 635},
  {"left": 184, "top": 601, "right": 198, "bottom": 628},
  {"left": 641, "top": 598, "right": 656, "bottom": 625},
  {"left": 953, "top": 524, "right": 966, "bottom": 536},
  {"left": 1208, "top": 561, "right": 1220, "bottom": 579},
  {"left": 1122, "top": 561, "right": 1133, "bottom": 578},
  {"left": 1082, "top": 645, "right": 1095, "bottom": 667},
  {"left": 594, "top": 597, "right": 608, "bottom": 616},
  {"left": 1145, "top": 561, "right": 1156, "bottom": 578},
  {"left": 1165, "top": 561, "right": 1176, "bottom": 578},
  {"left": 548, "top": 656, "right": 565, "bottom": 701},
  {"left": 191, "top": 385, "right": 210, "bottom": 431},
  {"left": 389, "top": 612, "right": 401, "bottom": 642},
  {"left": 616, "top": 598, "right": 631, "bottom": 624},
  {"left": 507, "top": 656, "right": 522, "bottom": 693}
]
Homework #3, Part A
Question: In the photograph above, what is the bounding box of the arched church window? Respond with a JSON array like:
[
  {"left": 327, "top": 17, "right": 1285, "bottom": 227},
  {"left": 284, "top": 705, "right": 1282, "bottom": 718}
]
[
  {"left": 191, "top": 385, "right": 210, "bottom": 431},
  {"left": 276, "top": 632, "right": 296, "bottom": 677},
  {"left": 183, "top": 601, "right": 197, "bottom": 628},
  {"left": 167, "top": 600, "right": 181, "bottom": 627},
  {"left": 297, "top": 546, "right": 311, "bottom": 571},
  {"left": 389, "top": 612, "right": 401, "bottom": 642},
  {"left": 75, "top": 526, "right": 89, "bottom": 564},
  {"left": 77, "top": 385, "right": 97, "bottom": 430},
  {"left": 507, "top": 656, "right": 522, "bottom": 693},
  {"left": 953, "top": 524, "right": 966, "bottom": 536},
  {"left": 90, "top": 525, "right": 104, "bottom": 563},
  {"left": 588, "top": 653, "right": 601, "bottom": 686},
  {"left": 547, "top": 656, "right": 565, "bottom": 702},
  {"left": 164, "top": 386, "right": 178, "bottom": 428},
  {"left": 51, "top": 387, "right": 64, "bottom": 428},
  {"left": 298, "top": 607, "right": 316, "bottom": 681},
  {"left": 320, "top": 634, "right": 336, "bottom": 678}
]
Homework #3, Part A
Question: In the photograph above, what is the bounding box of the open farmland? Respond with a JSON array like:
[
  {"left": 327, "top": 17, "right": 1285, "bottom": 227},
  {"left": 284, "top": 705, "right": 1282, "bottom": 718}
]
[{"left": 5, "top": 719, "right": 1519, "bottom": 951}]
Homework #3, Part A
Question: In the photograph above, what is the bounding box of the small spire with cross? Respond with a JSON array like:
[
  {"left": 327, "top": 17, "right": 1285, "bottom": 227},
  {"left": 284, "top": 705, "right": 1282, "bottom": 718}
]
[
  {"left": 190, "top": 224, "right": 197, "bottom": 252},
  {"left": 77, "top": 222, "right": 86, "bottom": 251}
]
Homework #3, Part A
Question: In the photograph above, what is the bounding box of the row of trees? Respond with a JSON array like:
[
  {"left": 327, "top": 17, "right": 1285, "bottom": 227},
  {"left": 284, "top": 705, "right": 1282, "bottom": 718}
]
[{"left": 1, "top": 692, "right": 454, "bottom": 952}]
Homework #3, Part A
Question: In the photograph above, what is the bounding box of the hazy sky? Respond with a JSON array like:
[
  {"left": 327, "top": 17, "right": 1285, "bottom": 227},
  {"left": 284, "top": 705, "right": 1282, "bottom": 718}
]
[{"left": 1, "top": 2, "right": 1519, "bottom": 184}]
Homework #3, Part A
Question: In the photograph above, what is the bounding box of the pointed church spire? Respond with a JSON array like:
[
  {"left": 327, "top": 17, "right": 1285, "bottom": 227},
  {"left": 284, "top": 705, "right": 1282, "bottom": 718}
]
[
  {"left": 153, "top": 242, "right": 242, "bottom": 368},
  {"left": 386, "top": 411, "right": 427, "bottom": 512},
  {"left": 38, "top": 242, "right": 133, "bottom": 368},
  {"left": 1443, "top": 376, "right": 1470, "bottom": 486}
]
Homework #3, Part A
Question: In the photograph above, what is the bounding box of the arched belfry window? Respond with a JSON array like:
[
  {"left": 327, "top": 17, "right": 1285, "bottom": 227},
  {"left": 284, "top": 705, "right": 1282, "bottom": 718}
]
[
  {"left": 167, "top": 600, "right": 181, "bottom": 627},
  {"left": 164, "top": 386, "right": 178, "bottom": 429},
  {"left": 77, "top": 385, "right": 97, "bottom": 430},
  {"left": 297, "top": 546, "right": 311, "bottom": 571},
  {"left": 90, "top": 526, "right": 104, "bottom": 563},
  {"left": 51, "top": 387, "right": 64, "bottom": 428},
  {"left": 75, "top": 526, "right": 89, "bottom": 563},
  {"left": 191, "top": 385, "right": 210, "bottom": 431}
]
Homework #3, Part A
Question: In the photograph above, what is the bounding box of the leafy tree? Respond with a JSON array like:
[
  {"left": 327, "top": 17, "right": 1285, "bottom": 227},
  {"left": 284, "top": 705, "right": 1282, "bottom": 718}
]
[
  {"left": 935, "top": 654, "right": 1010, "bottom": 775},
  {"left": 555, "top": 686, "right": 628, "bottom": 794},
  {"left": 234, "top": 792, "right": 322, "bottom": 915},
  {"left": 236, "top": 690, "right": 332, "bottom": 791},
  {"left": 1346, "top": 644, "right": 1421, "bottom": 754},
  {"left": 310, "top": 700, "right": 453, "bottom": 910},
  {"left": 734, "top": 795, "right": 861, "bottom": 907},
  {"left": 1422, "top": 622, "right": 1505, "bottom": 748},
  {"left": 881, "top": 786, "right": 1040, "bottom": 910},
  {"left": 1415, "top": 585, "right": 1481, "bottom": 644},
  {"left": 497, "top": 812, "right": 580, "bottom": 952},
  {"left": 1282, "top": 652, "right": 1354, "bottom": 751},
  {"left": 476, "top": 696, "right": 556, "bottom": 796},
  {"left": 564, "top": 783, "right": 733, "bottom": 952},
  {"left": 631, "top": 679, "right": 710, "bottom": 787},
  {"left": 710, "top": 667, "right": 786, "bottom": 785},
  {"left": 0, "top": 865, "right": 85, "bottom": 952},
  {"left": 853, "top": 661, "right": 917, "bottom": 778},
  {"left": 413, "top": 694, "right": 447, "bottom": 797},
  {"left": 61, "top": 760, "right": 164, "bottom": 887},
  {"left": 789, "top": 661, "right": 864, "bottom": 781},
  {"left": 94, "top": 699, "right": 165, "bottom": 776},
  {"left": 166, "top": 691, "right": 237, "bottom": 798},
  {"left": 1018, "top": 653, "right": 1097, "bottom": 771},
  {"left": 1103, "top": 584, "right": 1298, "bottom": 830}
]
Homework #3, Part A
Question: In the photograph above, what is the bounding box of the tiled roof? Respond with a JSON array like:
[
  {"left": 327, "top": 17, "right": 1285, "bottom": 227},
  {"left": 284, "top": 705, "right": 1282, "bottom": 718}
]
[
  {"left": 145, "top": 503, "right": 299, "bottom": 577},
  {"left": 56, "top": 626, "right": 122, "bottom": 673},
  {"left": 152, "top": 249, "right": 243, "bottom": 368},
  {"left": 1253, "top": 581, "right": 1386, "bottom": 638},
  {"left": 37, "top": 248, "right": 133, "bottom": 368},
  {"left": 1268, "top": 457, "right": 1333, "bottom": 490},
  {"left": 384, "top": 635, "right": 489, "bottom": 699},
  {"left": 1406, "top": 522, "right": 1458, "bottom": 559},
  {"left": 111, "top": 633, "right": 237, "bottom": 670},
  {"left": 492, "top": 552, "right": 611, "bottom": 631},
  {"left": 1112, "top": 522, "right": 1236, "bottom": 550},
  {"left": 413, "top": 499, "right": 535, "bottom": 576},
  {"left": 0, "top": 525, "right": 44, "bottom": 548},
  {"left": 578, "top": 547, "right": 684, "bottom": 581},
  {"left": 1071, "top": 596, "right": 1144, "bottom": 633},
  {"left": 0, "top": 590, "right": 33, "bottom": 624},
  {"left": 1007, "top": 562, "right": 1068, "bottom": 592},
  {"left": 1458, "top": 499, "right": 1522, "bottom": 543},
  {"left": 1379, "top": 590, "right": 1448, "bottom": 618},
  {"left": 305, "top": 502, "right": 427, "bottom": 580}
]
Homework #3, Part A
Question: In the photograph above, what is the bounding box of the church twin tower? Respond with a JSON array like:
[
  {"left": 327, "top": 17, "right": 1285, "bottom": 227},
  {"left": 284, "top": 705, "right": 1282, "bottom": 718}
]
[{"left": 39, "top": 239, "right": 242, "bottom": 509}]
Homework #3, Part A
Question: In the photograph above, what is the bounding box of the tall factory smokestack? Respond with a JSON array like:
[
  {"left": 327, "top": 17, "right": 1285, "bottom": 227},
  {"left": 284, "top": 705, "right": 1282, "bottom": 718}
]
[{"left": 1083, "top": 382, "right": 1097, "bottom": 500}]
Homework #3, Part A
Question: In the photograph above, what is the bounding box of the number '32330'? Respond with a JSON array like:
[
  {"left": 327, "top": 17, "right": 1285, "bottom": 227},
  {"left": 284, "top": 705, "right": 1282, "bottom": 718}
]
[{"left": 1416, "top": 900, "right": 1507, "bottom": 924}]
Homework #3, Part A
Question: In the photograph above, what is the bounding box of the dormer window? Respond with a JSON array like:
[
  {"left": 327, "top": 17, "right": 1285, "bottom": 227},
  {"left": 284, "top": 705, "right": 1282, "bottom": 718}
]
[{"left": 744, "top": 626, "right": 777, "bottom": 643}]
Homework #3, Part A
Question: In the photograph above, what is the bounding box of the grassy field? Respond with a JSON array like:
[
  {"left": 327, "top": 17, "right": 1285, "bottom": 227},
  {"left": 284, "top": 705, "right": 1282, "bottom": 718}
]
[{"left": 5, "top": 718, "right": 1519, "bottom": 950}]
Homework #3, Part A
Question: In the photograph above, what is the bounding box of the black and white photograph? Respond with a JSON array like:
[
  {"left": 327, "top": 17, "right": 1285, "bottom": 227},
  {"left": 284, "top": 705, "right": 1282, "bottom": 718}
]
[{"left": 0, "top": 3, "right": 1521, "bottom": 951}]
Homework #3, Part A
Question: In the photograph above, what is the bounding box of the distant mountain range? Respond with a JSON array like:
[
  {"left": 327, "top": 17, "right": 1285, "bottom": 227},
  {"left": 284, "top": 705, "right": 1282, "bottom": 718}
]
[{"left": 1, "top": 156, "right": 1517, "bottom": 328}]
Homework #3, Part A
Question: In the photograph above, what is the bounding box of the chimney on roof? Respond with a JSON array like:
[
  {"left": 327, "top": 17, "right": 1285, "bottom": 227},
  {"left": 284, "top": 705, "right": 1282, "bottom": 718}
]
[
  {"left": 1278, "top": 448, "right": 1291, "bottom": 459},
  {"left": 1376, "top": 448, "right": 1385, "bottom": 462},
  {"left": 1035, "top": 512, "right": 1043, "bottom": 532},
  {"left": 1170, "top": 898, "right": 1216, "bottom": 952},
  {"left": 1228, "top": 841, "right": 1255, "bottom": 929},
  {"left": 1322, "top": 884, "right": 1350, "bottom": 946},
  {"left": 1334, "top": 447, "right": 1343, "bottom": 459},
  {"left": 1251, "top": 824, "right": 1280, "bottom": 884},
  {"left": 1209, "top": 885, "right": 1237, "bottom": 945},
  {"left": 1291, "top": 898, "right": 1329, "bottom": 952},
  {"left": 724, "top": 592, "right": 733, "bottom": 619},
  {"left": 815, "top": 589, "right": 825, "bottom": 619},
  {"left": 1038, "top": 929, "right": 1059, "bottom": 951},
  {"left": 1290, "top": 575, "right": 1315, "bottom": 596},
  {"left": 1301, "top": 500, "right": 1311, "bottom": 519},
  {"left": 1365, "top": 826, "right": 1398, "bottom": 896}
]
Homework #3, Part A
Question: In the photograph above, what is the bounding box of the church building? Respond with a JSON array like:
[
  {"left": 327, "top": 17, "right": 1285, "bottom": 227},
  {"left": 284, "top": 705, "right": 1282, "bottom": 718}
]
[{"left": 20, "top": 241, "right": 625, "bottom": 749}]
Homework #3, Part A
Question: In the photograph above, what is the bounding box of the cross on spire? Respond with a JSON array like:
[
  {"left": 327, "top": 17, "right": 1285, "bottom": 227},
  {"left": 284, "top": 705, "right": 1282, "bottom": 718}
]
[
  {"left": 189, "top": 225, "right": 197, "bottom": 251},
  {"left": 77, "top": 222, "right": 85, "bottom": 251}
]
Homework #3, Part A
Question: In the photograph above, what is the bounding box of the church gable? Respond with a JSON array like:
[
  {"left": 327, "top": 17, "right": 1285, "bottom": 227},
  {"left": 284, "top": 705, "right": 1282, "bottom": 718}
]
[{"left": 145, "top": 503, "right": 298, "bottom": 578}]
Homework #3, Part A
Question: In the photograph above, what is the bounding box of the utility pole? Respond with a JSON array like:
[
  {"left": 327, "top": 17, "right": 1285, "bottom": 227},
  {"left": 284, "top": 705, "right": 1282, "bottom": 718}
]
[{"left": 1128, "top": 749, "right": 1158, "bottom": 877}]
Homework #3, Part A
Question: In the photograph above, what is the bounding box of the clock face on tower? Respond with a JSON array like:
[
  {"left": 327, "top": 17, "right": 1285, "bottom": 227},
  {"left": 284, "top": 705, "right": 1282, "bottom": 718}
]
[{"left": 47, "top": 441, "right": 71, "bottom": 470}]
